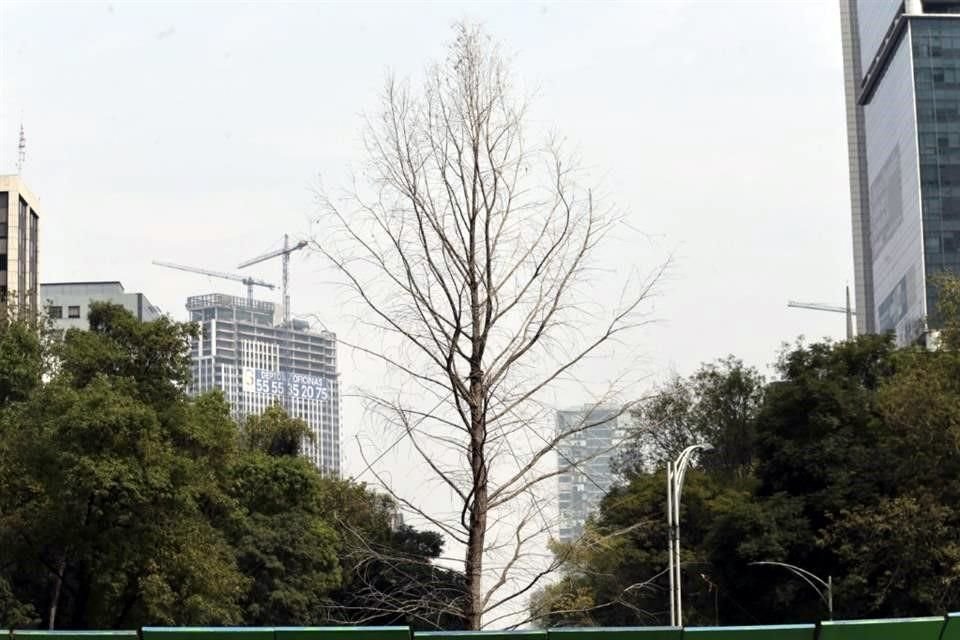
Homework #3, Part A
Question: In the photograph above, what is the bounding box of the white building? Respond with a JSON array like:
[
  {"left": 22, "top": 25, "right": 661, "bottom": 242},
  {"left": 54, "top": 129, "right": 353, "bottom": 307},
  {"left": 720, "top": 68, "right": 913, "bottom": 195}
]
[
  {"left": 556, "top": 405, "right": 626, "bottom": 542},
  {"left": 41, "top": 281, "right": 161, "bottom": 330},
  {"left": 187, "top": 293, "right": 340, "bottom": 475}
]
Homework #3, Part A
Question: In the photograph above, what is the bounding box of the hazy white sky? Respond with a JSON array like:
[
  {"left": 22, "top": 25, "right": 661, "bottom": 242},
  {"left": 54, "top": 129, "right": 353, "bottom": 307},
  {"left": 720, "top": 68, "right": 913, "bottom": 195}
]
[{"left": 1, "top": 1, "right": 852, "bottom": 481}]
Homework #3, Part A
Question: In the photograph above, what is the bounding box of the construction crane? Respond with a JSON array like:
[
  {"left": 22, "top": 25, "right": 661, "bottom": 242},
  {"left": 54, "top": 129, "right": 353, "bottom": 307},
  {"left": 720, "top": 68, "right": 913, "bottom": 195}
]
[
  {"left": 237, "top": 234, "right": 307, "bottom": 325},
  {"left": 153, "top": 260, "right": 276, "bottom": 301},
  {"left": 788, "top": 286, "right": 857, "bottom": 340}
]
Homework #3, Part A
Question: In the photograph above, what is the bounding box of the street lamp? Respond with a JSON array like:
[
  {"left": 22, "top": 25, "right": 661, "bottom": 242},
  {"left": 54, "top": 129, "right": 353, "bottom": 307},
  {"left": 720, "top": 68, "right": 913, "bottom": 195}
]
[
  {"left": 749, "top": 561, "right": 833, "bottom": 620},
  {"left": 666, "top": 443, "right": 713, "bottom": 627}
]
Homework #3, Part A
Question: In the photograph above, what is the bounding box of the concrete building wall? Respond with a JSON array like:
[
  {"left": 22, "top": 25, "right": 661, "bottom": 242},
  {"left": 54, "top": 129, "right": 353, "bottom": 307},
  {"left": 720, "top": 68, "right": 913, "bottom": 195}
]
[{"left": 41, "top": 281, "right": 162, "bottom": 330}]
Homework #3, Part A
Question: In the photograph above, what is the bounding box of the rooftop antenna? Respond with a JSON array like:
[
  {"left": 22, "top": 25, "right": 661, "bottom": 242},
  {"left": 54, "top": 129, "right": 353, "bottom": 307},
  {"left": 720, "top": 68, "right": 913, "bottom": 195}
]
[{"left": 16, "top": 123, "right": 26, "bottom": 174}]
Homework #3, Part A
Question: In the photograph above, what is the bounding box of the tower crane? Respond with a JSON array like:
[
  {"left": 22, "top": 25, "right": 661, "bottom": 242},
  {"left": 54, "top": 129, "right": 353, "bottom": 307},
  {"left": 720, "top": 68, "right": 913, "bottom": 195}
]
[
  {"left": 788, "top": 286, "right": 857, "bottom": 340},
  {"left": 237, "top": 234, "right": 307, "bottom": 325},
  {"left": 153, "top": 260, "right": 276, "bottom": 301}
]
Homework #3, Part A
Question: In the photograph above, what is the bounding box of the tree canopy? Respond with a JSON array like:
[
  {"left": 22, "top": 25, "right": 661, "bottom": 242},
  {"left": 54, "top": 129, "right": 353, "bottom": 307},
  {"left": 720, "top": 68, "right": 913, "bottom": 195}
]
[
  {"left": 533, "top": 280, "right": 960, "bottom": 626},
  {"left": 0, "top": 303, "right": 461, "bottom": 629}
]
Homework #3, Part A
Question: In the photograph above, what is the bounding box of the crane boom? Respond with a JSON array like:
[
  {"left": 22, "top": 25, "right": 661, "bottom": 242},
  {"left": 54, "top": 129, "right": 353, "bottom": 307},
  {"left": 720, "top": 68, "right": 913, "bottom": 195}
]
[
  {"left": 237, "top": 235, "right": 307, "bottom": 325},
  {"left": 787, "top": 301, "right": 853, "bottom": 315},
  {"left": 788, "top": 286, "right": 857, "bottom": 341},
  {"left": 237, "top": 240, "right": 308, "bottom": 269},
  {"left": 153, "top": 260, "right": 275, "bottom": 301}
]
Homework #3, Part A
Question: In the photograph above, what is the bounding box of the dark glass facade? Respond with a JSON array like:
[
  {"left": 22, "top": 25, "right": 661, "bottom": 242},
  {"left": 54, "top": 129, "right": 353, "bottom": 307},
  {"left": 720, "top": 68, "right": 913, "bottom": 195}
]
[{"left": 913, "top": 19, "right": 960, "bottom": 323}]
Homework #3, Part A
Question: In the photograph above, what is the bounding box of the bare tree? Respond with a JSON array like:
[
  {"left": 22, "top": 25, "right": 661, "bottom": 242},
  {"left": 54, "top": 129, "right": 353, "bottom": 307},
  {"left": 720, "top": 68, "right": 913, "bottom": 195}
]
[{"left": 313, "top": 23, "right": 665, "bottom": 629}]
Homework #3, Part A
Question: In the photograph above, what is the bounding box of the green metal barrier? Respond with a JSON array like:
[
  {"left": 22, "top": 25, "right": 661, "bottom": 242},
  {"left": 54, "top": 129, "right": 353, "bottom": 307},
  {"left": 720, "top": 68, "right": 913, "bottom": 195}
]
[
  {"left": 416, "top": 632, "right": 546, "bottom": 640},
  {"left": 548, "top": 627, "right": 680, "bottom": 639},
  {"left": 681, "top": 624, "right": 815, "bottom": 639},
  {"left": 275, "top": 628, "right": 410, "bottom": 640},
  {"left": 818, "top": 616, "right": 945, "bottom": 640},
  {"left": 942, "top": 612, "right": 960, "bottom": 640},
  {"left": 142, "top": 629, "right": 274, "bottom": 640},
  {"left": 12, "top": 633, "right": 138, "bottom": 640}
]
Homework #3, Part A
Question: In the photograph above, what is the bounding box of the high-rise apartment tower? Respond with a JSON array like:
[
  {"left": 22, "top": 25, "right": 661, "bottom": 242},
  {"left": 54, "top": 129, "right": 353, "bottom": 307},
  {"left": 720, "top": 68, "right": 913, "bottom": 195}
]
[
  {"left": 556, "top": 405, "right": 624, "bottom": 543},
  {"left": 187, "top": 293, "right": 340, "bottom": 475}
]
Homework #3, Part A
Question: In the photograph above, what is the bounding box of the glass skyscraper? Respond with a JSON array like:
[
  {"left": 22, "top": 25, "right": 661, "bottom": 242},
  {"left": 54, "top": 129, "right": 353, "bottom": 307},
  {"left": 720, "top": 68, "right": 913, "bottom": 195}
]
[
  {"left": 556, "top": 405, "right": 624, "bottom": 543},
  {"left": 841, "top": 0, "right": 960, "bottom": 344}
]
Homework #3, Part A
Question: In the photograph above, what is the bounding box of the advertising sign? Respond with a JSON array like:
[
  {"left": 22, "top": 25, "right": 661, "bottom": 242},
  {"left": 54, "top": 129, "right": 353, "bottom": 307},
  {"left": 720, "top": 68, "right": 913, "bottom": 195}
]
[{"left": 242, "top": 368, "right": 330, "bottom": 401}]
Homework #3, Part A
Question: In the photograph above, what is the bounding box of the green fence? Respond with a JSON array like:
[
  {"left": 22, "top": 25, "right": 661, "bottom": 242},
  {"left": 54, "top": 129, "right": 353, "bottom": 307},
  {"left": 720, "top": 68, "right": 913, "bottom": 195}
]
[
  {"left": 940, "top": 612, "right": 960, "bottom": 640},
  {"left": 142, "top": 630, "right": 275, "bottom": 640},
  {"left": 549, "top": 628, "right": 680, "bottom": 640},
  {"left": 12, "top": 633, "right": 139, "bottom": 640},
  {"left": 416, "top": 633, "right": 545, "bottom": 640},
  {"left": 682, "top": 624, "right": 815, "bottom": 639},
  {"left": 818, "top": 616, "right": 945, "bottom": 640},
  {"left": 5, "top": 614, "right": 960, "bottom": 640},
  {"left": 275, "top": 628, "right": 410, "bottom": 640}
]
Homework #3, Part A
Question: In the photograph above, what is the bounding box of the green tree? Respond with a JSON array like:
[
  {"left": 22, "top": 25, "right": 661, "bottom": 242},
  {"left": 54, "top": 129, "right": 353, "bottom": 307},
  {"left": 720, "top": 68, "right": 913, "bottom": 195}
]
[
  {"left": 620, "top": 357, "right": 764, "bottom": 477},
  {"left": 0, "top": 303, "right": 246, "bottom": 628},
  {"left": 229, "top": 407, "right": 341, "bottom": 625},
  {"left": 536, "top": 310, "right": 960, "bottom": 625},
  {"left": 1, "top": 303, "right": 464, "bottom": 629}
]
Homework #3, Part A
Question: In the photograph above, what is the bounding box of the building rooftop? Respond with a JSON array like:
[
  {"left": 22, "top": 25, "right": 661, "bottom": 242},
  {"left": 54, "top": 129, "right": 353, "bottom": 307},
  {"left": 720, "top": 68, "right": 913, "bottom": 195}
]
[{"left": 42, "top": 281, "right": 125, "bottom": 289}]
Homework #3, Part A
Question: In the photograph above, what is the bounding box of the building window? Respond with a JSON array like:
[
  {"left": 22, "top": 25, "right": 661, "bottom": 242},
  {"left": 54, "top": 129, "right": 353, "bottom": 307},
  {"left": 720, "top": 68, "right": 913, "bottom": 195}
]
[
  {"left": 48, "top": 306, "right": 63, "bottom": 319},
  {"left": 68, "top": 306, "right": 81, "bottom": 319}
]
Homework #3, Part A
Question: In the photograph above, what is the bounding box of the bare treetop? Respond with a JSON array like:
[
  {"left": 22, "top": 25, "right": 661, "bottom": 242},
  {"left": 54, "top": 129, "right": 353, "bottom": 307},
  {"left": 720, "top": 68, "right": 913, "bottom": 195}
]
[{"left": 313, "top": 22, "right": 665, "bottom": 630}]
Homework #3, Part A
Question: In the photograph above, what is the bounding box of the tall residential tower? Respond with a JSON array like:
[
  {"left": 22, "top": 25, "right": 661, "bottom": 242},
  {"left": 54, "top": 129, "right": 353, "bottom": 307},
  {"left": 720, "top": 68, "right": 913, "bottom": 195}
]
[
  {"left": 841, "top": 0, "right": 960, "bottom": 344},
  {"left": 556, "top": 405, "right": 624, "bottom": 542},
  {"left": 187, "top": 293, "right": 340, "bottom": 475}
]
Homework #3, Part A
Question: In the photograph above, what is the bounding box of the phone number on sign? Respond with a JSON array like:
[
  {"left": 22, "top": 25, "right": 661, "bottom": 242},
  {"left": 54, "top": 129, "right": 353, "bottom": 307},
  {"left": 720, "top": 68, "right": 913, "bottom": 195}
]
[
  {"left": 253, "top": 378, "right": 329, "bottom": 400},
  {"left": 244, "top": 368, "right": 331, "bottom": 401}
]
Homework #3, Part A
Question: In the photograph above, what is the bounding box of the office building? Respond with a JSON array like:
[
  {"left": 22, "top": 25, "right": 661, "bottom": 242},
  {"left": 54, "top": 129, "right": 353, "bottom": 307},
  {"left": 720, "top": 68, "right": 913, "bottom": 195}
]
[
  {"left": 556, "top": 405, "right": 624, "bottom": 542},
  {"left": 841, "top": 0, "right": 960, "bottom": 344},
  {"left": 41, "top": 281, "right": 161, "bottom": 330},
  {"left": 0, "top": 175, "right": 40, "bottom": 317},
  {"left": 187, "top": 293, "right": 340, "bottom": 475}
]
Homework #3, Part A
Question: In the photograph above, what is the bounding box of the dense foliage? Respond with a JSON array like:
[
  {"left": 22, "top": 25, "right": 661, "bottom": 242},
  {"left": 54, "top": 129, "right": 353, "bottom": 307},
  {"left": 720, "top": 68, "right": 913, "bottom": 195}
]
[
  {"left": 533, "top": 283, "right": 960, "bottom": 627},
  {"left": 0, "top": 303, "right": 464, "bottom": 629}
]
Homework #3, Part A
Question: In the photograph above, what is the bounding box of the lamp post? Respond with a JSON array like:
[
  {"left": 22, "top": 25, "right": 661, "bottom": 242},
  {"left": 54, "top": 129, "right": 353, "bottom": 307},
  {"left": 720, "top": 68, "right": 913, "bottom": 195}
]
[
  {"left": 749, "top": 561, "right": 833, "bottom": 620},
  {"left": 667, "top": 443, "right": 713, "bottom": 627}
]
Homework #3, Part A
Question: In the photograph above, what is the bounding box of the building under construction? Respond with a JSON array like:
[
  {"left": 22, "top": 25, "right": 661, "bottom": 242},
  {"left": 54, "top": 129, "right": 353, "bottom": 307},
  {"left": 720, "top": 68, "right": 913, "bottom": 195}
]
[{"left": 187, "top": 293, "right": 340, "bottom": 475}]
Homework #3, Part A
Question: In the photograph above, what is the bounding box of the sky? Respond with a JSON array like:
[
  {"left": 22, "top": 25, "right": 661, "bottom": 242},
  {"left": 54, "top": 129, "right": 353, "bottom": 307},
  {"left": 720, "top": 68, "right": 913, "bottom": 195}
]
[{"left": 0, "top": 0, "right": 852, "bottom": 479}]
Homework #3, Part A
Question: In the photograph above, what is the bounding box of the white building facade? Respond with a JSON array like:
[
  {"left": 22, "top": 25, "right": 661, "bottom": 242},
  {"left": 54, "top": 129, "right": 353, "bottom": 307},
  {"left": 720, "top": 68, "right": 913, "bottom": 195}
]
[
  {"left": 187, "top": 293, "right": 340, "bottom": 475},
  {"left": 41, "top": 281, "right": 161, "bottom": 330}
]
